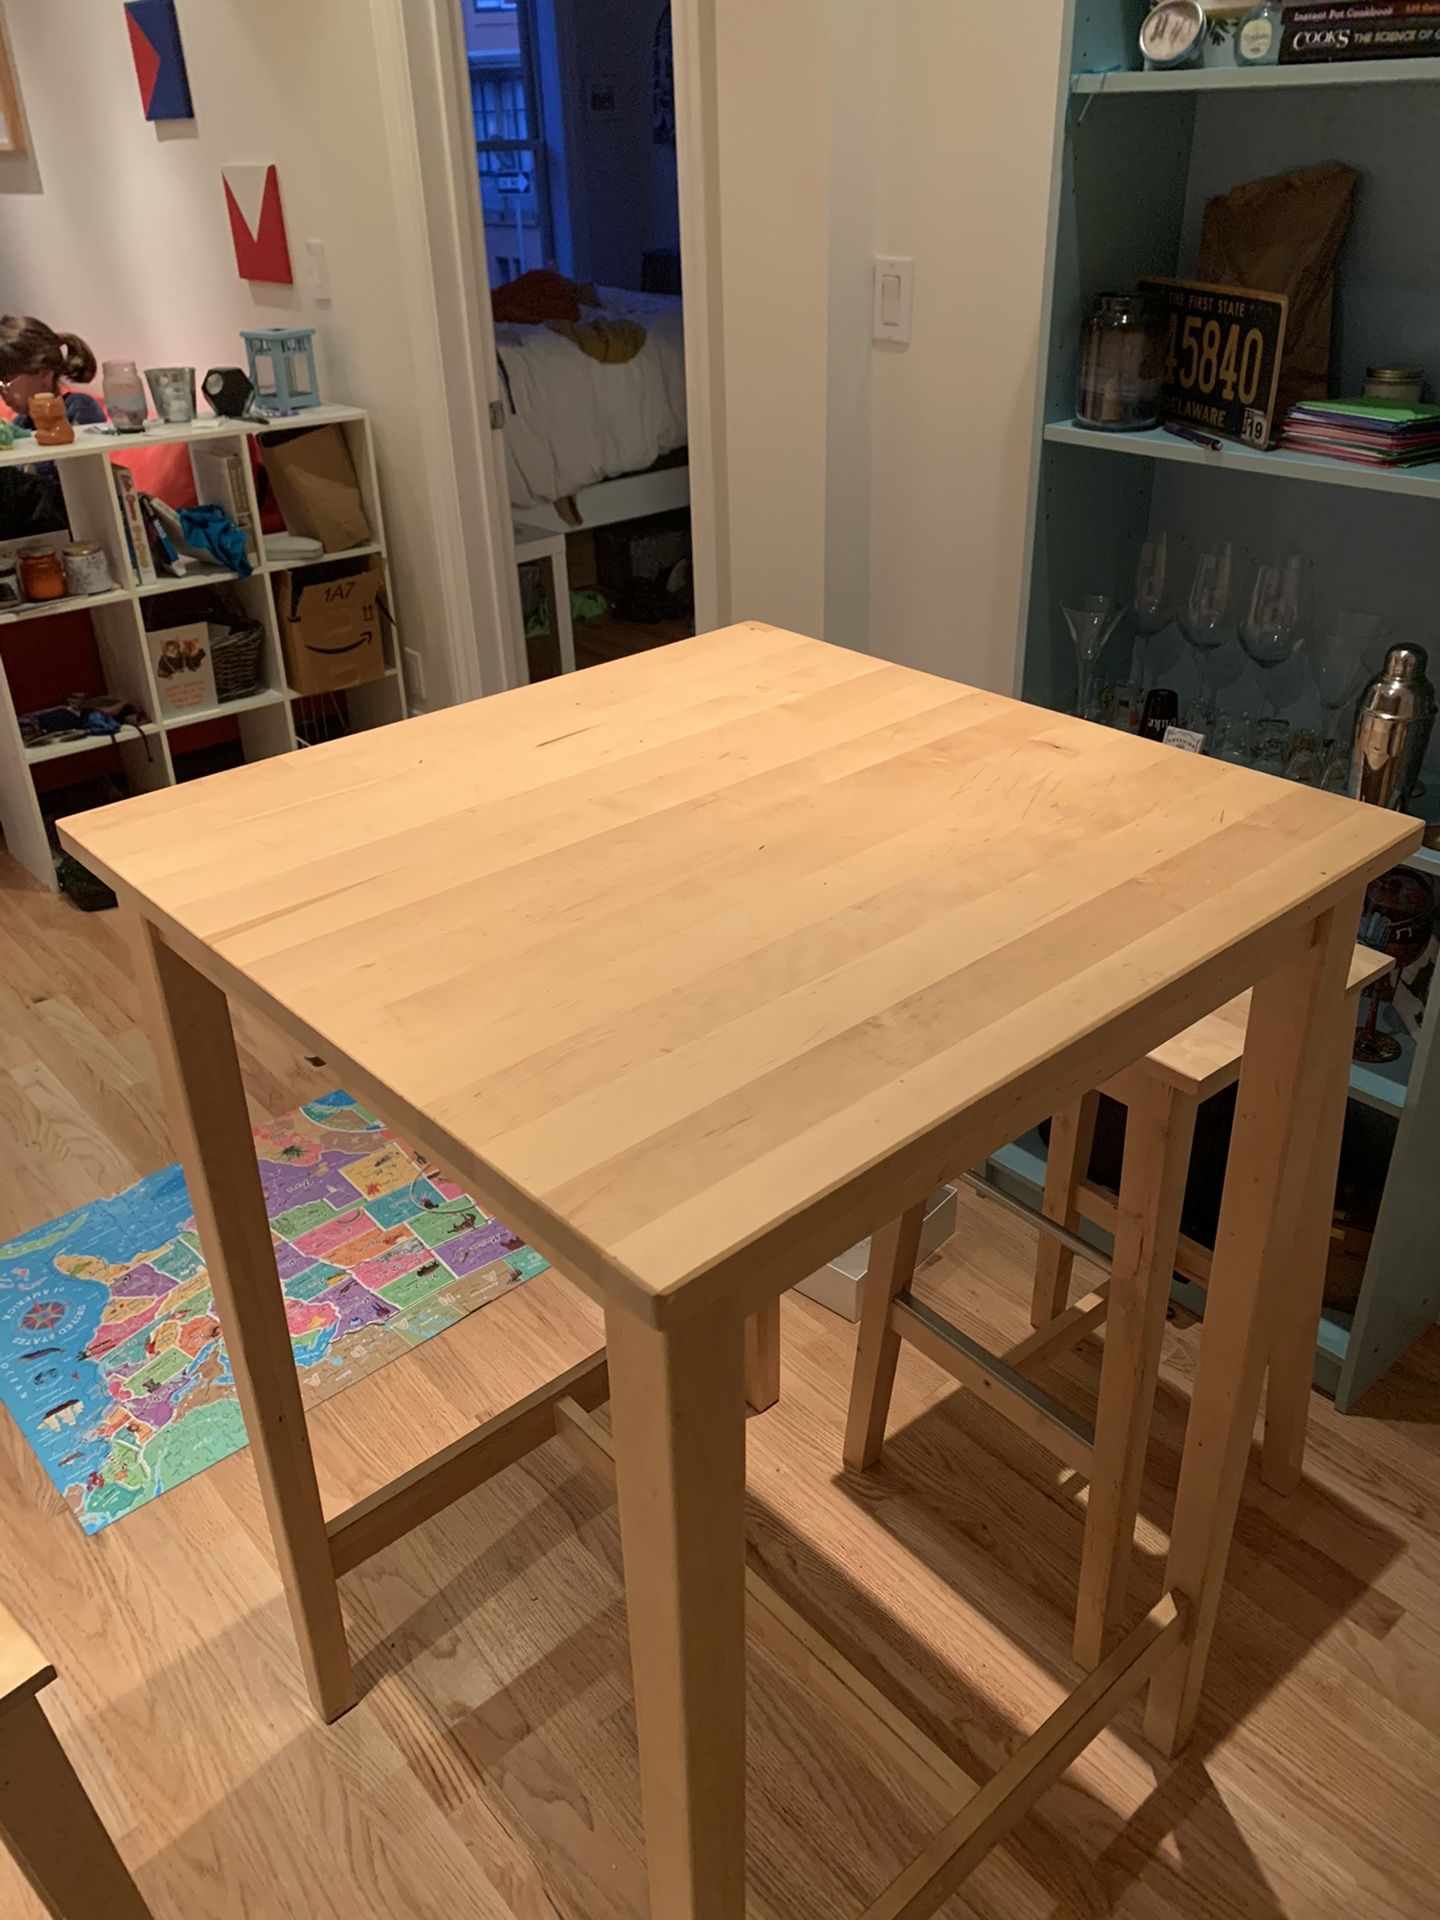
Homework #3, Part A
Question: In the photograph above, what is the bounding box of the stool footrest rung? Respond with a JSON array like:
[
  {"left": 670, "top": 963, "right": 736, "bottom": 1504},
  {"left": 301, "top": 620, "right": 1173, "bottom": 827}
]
[
  {"left": 890, "top": 1294, "right": 1095, "bottom": 1475},
  {"left": 857, "top": 1594, "right": 1189, "bottom": 1920},
  {"left": 962, "top": 1169, "right": 1112, "bottom": 1274},
  {"left": 326, "top": 1350, "right": 609, "bottom": 1575}
]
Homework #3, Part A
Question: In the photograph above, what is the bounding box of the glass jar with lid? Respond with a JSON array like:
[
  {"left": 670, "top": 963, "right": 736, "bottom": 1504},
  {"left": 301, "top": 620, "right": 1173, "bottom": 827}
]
[
  {"left": 18, "top": 546, "right": 66, "bottom": 601},
  {"left": 1076, "top": 293, "right": 1165, "bottom": 433},
  {"left": 1364, "top": 364, "right": 1425, "bottom": 406}
]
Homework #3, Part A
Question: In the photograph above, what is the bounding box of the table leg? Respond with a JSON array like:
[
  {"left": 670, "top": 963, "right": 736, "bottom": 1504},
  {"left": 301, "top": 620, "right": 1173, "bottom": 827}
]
[
  {"left": 131, "top": 914, "right": 356, "bottom": 1723},
  {"left": 0, "top": 1694, "right": 152, "bottom": 1918},
  {"left": 1260, "top": 984, "right": 1355, "bottom": 1495},
  {"left": 607, "top": 1303, "right": 747, "bottom": 1920},
  {"left": 1145, "top": 901, "right": 1359, "bottom": 1756},
  {"left": 744, "top": 1298, "right": 781, "bottom": 1413}
]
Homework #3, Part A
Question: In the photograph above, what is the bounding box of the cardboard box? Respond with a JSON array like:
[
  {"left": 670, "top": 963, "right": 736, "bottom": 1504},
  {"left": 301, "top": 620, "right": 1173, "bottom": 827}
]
[
  {"left": 147, "top": 620, "right": 219, "bottom": 720},
  {"left": 792, "top": 1188, "right": 957, "bottom": 1321},
  {"left": 275, "top": 558, "right": 385, "bottom": 695}
]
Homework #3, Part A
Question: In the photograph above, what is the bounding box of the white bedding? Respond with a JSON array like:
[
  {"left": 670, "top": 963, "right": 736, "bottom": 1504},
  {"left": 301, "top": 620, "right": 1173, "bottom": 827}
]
[{"left": 495, "top": 288, "right": 687, "bottom": 510}]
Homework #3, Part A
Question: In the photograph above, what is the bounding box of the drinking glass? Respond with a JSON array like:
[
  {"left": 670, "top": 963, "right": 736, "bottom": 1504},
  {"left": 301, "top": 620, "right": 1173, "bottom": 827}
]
[
  {"left": 1250, "top": 716, "right": 1290, "bottom": 779},
  {"left": 1132, "top": 532, "right": 1171, "bottom": 687},
  {"left": 1182, "top": 695, "right": 1215, "bottom": 741},
  {"left": 1283, "top": 728, "right": 1324, "bottom": 785},
  {"left": 1238, "top": 555, "right": 1305, "bottom": 716},
  {"left": 1061, "top": 595, "right": 1124, "bottom": 721},
  {"left": 1108, "top": 679, "right": 1143, "bottom": 732},
  {"left": 1320, "top": 737, "right": 1352, "bottom": 795},
  {"left": 1178, "top": 542, "right": 1232, "bottom": 703},
  {"left": 1354, "top": 872, "right": 1434, "bottom": 1065},
  {"left": 1210, "top": 711, "right": 1252, "bottom": 765}
]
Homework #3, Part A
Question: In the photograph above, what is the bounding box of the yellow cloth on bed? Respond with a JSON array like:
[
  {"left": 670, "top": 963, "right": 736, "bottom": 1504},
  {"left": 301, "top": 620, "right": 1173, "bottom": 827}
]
[{"left": 545, "top": 315, "right": 648, "bottom": 364}]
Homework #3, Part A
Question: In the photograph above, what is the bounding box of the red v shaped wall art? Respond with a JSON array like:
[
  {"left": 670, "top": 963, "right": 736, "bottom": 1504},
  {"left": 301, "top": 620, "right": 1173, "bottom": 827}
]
[{"left": 222, "top": 163, "right": 294, "bottom": 285}]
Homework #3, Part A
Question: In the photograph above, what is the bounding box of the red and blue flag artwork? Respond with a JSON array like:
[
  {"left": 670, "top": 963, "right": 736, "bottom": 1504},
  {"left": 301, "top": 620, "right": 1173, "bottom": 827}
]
[{"left": 125, "top": 0, "right": 194, "bottom": 123}]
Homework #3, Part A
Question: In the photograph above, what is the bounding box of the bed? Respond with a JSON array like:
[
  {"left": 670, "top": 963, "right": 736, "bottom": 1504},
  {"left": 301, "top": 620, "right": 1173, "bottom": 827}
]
[{"left": 494, "top": 287, "right": 689, "bottom": 531}]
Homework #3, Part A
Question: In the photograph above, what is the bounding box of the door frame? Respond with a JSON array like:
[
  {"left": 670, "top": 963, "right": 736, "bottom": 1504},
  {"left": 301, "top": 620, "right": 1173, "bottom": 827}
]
[{"left": 370, "top": 0, "right": 728, "bottom": 694}]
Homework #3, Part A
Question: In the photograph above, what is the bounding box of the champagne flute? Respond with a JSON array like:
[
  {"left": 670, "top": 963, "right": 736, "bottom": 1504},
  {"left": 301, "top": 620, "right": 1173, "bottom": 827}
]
[
  {"left": 1312, "top": 608, "right": 1385, "bottom": 788},
  {"left": 1132, "top": 531, "right": 1171, "bottom": 689},
  {"left": 1061, "top": 594, "right": 1124, "bottom": 722},
  {"left": 1238, "top": 554, "right": 1305, "bottom": 717},
  {"left": 1178, "top": 541, "right": 1232, "bottom": 705}
]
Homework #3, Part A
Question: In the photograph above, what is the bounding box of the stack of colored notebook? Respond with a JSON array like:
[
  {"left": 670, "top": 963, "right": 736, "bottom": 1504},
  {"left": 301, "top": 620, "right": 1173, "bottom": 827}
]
[{"left": 1279, "top": 398, "right": 1440, "bottom": 470}]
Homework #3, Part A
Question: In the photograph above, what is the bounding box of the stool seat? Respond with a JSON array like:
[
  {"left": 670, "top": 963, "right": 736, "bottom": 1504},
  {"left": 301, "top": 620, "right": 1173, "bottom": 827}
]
[
  {"left": 1116, "top": 943, "right": 1391, "bottom": 1101},
  {"left": 0, "top": 1602, "right": 151, "bottom": 1915}
]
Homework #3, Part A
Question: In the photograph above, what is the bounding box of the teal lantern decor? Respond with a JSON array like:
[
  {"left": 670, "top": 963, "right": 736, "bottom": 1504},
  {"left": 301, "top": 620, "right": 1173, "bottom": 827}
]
[{"left": 241, "top": 328, "right": 320, "bottom": 414}]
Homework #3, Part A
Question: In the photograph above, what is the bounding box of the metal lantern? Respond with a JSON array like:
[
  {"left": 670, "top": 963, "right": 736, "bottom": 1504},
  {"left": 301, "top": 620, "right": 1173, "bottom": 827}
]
[{"left": 241, "top": 328, "right": 320, "bottom": 414}]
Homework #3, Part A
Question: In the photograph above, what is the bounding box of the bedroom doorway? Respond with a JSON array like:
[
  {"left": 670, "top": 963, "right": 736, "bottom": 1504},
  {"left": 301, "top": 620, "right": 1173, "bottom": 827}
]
[{"left": 458, "top": 0, "right": 698, "bottom": 680}]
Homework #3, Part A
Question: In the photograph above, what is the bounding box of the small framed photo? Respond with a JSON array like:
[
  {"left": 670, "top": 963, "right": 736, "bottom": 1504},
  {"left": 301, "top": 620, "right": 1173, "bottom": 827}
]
[
  {"left": 0, "top": 11, "right": 27, "bottom": 156},
  {"left": 585, "top": 75, "right": 619, "bottom": 119}
]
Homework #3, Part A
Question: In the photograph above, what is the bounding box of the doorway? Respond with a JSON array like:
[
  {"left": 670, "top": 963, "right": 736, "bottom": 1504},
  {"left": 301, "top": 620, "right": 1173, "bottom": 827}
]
[{"left": 454, "top": 0, "right": 716, "bottom": 679}]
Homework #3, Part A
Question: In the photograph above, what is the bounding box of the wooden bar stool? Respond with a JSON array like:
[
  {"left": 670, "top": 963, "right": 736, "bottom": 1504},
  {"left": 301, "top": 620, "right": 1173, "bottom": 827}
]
[
  {"left": 0, "top": 1602, "right": 152, "bottom": 1918},
  {"left": 846, "top": 942, "right": 1386, "bottom": 1670}
]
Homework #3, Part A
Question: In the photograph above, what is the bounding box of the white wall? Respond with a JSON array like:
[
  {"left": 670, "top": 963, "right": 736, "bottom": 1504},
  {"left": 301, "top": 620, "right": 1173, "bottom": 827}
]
[
  {"left": 713, "top": 0, "right": 831, "bottom": 639},
  {"left": 0, "top": 0, "right": 492, "bottom": 708},
  {"left": 710, "top": 1, "right": 1067, "bottom": 693},
  {"left": 866, "top": 6, "right": 1067, "bottom": 689}
]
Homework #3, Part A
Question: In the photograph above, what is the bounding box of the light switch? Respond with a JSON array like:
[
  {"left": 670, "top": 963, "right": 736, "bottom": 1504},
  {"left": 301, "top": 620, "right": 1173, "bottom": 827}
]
[
  {"left": 306, "top": 239, "right": 332, "bottom": 305},
  {"left": 872, "top": 254, "right": 913, "bottom": 346}
]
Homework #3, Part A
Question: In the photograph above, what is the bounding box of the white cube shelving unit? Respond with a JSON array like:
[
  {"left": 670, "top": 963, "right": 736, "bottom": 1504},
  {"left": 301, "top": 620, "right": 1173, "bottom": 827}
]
[{"left": 0, "top": 404, "right": 406, "bottom": 891}]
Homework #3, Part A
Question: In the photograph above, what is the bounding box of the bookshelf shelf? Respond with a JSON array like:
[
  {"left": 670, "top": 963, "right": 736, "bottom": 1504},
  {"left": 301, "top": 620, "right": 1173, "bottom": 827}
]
[
  {"left": 1072, "top": 56, "right": 1440, "bottom": 96},
  {"left": 136, "top": 566, "right": 242, "bottom": 598},
  {"left": 0, "top": 406, "right": 406, "bottom": 894},
  {"left": 0, "top": 586, "right": 133, "bottom": 625},
  {"left": 1015, "top": 0, "right": 1440, "bottom": 1414}
]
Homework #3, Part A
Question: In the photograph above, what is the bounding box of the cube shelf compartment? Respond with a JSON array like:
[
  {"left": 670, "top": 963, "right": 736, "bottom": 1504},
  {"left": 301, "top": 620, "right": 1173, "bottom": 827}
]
[{"left": 0, "top": 405, "right": 406, "bottom": 890}]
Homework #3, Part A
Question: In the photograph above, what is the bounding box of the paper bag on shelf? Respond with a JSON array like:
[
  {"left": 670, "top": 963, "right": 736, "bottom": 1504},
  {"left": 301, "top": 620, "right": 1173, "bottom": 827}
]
[
  {"left": 260, "top": 424, "right": 372, "bottom": 554},
  {"left": 1197, "top": 162, "right": 1357, "bottom": 419}
]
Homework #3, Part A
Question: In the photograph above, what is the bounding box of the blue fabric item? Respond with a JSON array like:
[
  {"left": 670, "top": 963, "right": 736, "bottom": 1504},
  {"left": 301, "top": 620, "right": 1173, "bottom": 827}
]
[{"left": 178, "top": 503, "right": 252, "bottom": 578}]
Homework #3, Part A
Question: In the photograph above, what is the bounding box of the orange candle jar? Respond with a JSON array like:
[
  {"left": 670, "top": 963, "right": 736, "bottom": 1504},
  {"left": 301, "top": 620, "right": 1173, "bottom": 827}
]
[{"left": 18, "top": 546, "right": 67, "bottom": 600}]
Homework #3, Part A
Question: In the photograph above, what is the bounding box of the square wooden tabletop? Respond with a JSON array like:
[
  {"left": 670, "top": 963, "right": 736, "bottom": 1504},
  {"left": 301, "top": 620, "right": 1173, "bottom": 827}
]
[{"left": 60, "top": 624, "right": 1419, "bottom": 1325}]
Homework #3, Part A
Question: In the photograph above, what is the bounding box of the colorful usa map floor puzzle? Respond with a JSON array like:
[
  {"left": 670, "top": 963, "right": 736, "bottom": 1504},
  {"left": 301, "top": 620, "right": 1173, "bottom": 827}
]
[{"left": 0, "top": 1091, "right": 548, "bottom": 1534}]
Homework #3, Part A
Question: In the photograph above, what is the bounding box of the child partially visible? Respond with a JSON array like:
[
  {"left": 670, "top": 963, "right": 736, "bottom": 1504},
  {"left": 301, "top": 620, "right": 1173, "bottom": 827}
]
[
  {"left": 0, "top": 316, "right": 106, "bottom": 537},
  {"left": 0, "top": 315, "right": 106, "bottom": 430}
]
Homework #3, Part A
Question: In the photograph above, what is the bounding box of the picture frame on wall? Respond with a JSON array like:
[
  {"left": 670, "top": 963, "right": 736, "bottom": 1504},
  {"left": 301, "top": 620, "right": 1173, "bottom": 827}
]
[{"left": 0, "top": 7, "right": 27, "bottom": 155}]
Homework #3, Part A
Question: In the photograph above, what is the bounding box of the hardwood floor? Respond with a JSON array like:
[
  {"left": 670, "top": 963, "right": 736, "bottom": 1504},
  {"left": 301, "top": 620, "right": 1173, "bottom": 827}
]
[{"left": 1, "top": 851, "right": 1438, "bottom": 1918}]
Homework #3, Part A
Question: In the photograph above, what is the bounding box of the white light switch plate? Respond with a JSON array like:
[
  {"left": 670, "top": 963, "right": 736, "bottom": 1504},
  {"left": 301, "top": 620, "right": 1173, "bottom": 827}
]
[{"left": 873, "top": 254, "right": 914, "bottom": 346}]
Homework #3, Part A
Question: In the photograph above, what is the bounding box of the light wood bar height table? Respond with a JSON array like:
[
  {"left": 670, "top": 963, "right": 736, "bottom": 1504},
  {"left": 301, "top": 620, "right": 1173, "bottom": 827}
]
[{"left": 60, "top": 626, "right": 1418, "bottom": 1920}]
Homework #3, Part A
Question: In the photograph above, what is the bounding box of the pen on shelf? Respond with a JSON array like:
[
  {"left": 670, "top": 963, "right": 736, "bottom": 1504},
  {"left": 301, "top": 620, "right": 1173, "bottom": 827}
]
[{"left": 1163, "top": 422, "right": 1224, "bottom": 453}]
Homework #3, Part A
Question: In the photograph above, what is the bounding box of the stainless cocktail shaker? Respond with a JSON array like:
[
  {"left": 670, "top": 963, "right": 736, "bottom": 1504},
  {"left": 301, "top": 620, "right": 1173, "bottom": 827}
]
[{"left": 1350, "top": 644, "right": 1437, "bottom": 811}]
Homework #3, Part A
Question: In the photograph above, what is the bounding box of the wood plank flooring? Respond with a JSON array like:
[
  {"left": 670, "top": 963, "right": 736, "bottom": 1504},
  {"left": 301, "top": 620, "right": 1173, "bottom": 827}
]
[{"left": 1, "top": 852, "right": 1437, "bottom": 1918}]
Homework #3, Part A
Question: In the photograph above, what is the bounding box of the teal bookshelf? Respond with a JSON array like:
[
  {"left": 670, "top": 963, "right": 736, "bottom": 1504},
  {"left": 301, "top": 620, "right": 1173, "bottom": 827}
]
[{"left": 1010, "top": 1, "right": 1440, "bottom": 1409}]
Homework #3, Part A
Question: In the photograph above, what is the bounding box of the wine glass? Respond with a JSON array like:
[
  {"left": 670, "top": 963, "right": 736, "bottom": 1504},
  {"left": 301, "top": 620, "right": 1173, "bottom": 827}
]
[
  {"left": 1312, "top": 609, "right": 1385, "bottom": 787},
  {"left": 1354, "top": 872, "right": 1434, "bottom": 1064},
  {"left": 1132, "top": 532, "right": 1171, "bottom": 687},
  {"left": 1178, "top": 542, "right": 1233, "bottom": 704},
  {"left": 1061, "top": 595, "right": 1124, "bottom": 722},
  {"left": 1238, "top": 554, "right": 1305, "bottom": 717}
]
